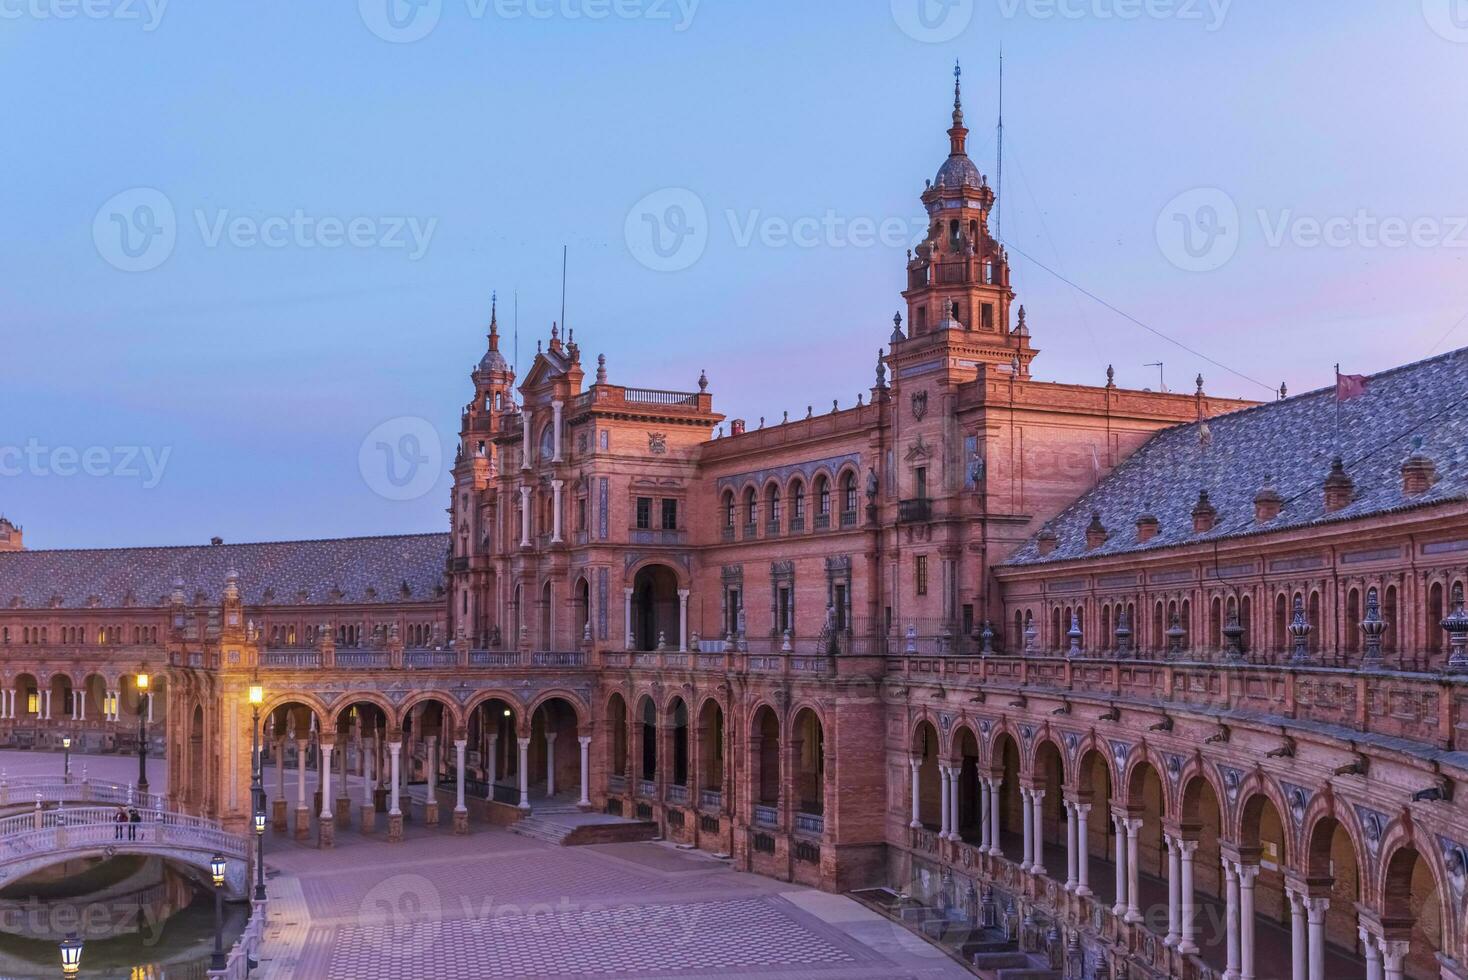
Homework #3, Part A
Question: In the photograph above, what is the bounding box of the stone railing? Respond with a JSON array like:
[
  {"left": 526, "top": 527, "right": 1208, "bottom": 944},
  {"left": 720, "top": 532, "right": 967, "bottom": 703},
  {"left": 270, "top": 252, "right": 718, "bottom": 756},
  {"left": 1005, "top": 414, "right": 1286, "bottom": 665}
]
[
  {"left": 753, "top": 804, "right": 778, "bottom": 828},
  {"left": 207, "top": 897, "right": 267, "bottom": 980},
  {"left": 0, "top": 775, "right": 164, "bottom": 811},
  {"left": 890, "top": 652, "right": 1468, "bottom": 753}
]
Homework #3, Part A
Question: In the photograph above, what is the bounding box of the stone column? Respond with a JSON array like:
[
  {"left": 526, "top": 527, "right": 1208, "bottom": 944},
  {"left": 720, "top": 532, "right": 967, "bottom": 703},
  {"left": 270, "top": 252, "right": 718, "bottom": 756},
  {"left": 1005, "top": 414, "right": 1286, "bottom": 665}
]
[
  {"left": 1178, "top": 839, "right": 1199, "bottom": 954},
  {"left": 387, "top": 741, "right": 403, "bottom": 842},
  {"left": 42, "top": 690, "right": 50, "bottom": 720},
  {"left": 577, "top": 735, "right": 591, "bottom": 808},
  {"left": 274, "top": 737, "right": 287, "bottom": 830},
  {"left": 517, "top": 737, "right": 530, "bottom": 810},
  {"left": 336, "top": 738, "right": 350, "bottom": 828},
  {"left": 423, "top": 735, "right": 440, "bottom": 827},
  {"left": 550, "top": 480, "right": 564, "bottom": 543},
  {"left": 908, "top": 759, "right": 921, "bottom": 829},
  {"left": 1289, "top": 892, "right": 1308, "bottom": 980},
  {"left": 519, "top": 487, "right": 532, "bottom": 547},
  {"left": 988, "top": 778, "right": 1002, "bottom": 856},
  {"left": 453, "top": 739, "right": 468, "bottom": 834},
  {"left": 1223, "top": 859, "right": 1240, "bottom": 980},
  {"left": 1124, "top": 818, "right": 1143, "bottom": 923},
  {"left": 1064, "top": 801, "right": 1078, "bottom": 891},
  {"left": 978, "top": 778, "right": 990, "bottom": 850},
  {"left": 937, "top": 766, "right": 951, "bottom": 839},
  {"left": 1164, "top": 835, "right": 1180, "bottom": 947},
  {"left": 624, "top": 588, "right": 635, "bottom": 650},
  {"left": 521, "top": 409, "right": 532, "bottom": 468},
  {"left": 1075, "top": 803, "right": 1092, "bottom": 895},
  {"left": 677, "top": 590, "right": 689, "bottom": 652},
  {"left": 948, "top": 768, "right": 960, "bottom": 841},
  {"left": 1237, "top": 863, "right": 1259, "bottom": 980},
  {"left": 486, "top": 732, "right": 499, "bottom": 792},
  {"left": 360, "top": 739, "right": 377, "bottom": 833},
  {"left": 1379, "top": 939, "right": 1408, "bottom": 980},
  {"left": 148, "top": 694, "right": 154, "bottom": 723},
  {"left": 551, "top": 400, "right": 563, "bottom": 462},
  {"left": 1358, "top": 931, "right": 1381, "bottom": 980},
  {"left": 1031, "top": 789, "right": 1045, "bottom": 877},
  {"left": 545, "top": 732, "right": 557, "bottom": 798},
  {"left": 294, "top": 738, "right": 309, "bottom": 840},
  {"left": 1020, "top": 788, "right": 1033, "bottom": 870},
  {"left": 1305, "top": 897, "right": 1329, "bottom": 980},
  {"left": 1112, "top": 814, "right": 1128, "bottom": 918},
  {"left": 318, "top": 741, "right": 334, "bottom": 848}
]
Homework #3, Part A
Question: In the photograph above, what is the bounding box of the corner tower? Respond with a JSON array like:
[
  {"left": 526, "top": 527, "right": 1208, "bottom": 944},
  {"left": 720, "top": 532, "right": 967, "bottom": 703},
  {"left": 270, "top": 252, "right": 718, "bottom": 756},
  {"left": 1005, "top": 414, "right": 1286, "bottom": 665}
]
[{"left": 895, "top": 63, "right": 1036, "bottom": 379}]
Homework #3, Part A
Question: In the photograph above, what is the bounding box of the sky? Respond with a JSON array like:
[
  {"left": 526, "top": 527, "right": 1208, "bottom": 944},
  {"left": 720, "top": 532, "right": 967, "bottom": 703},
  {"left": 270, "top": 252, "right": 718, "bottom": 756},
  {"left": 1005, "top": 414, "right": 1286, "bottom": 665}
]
[{"left": 3, "top": 0, "right": 1467, "bottom": 549}]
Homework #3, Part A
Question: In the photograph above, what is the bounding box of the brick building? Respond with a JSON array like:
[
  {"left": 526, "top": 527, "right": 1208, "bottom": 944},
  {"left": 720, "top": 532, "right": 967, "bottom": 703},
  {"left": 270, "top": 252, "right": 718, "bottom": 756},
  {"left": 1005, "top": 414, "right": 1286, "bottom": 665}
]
[{"left": 2, "top": 72, "right": 1466, "bottom": 979}]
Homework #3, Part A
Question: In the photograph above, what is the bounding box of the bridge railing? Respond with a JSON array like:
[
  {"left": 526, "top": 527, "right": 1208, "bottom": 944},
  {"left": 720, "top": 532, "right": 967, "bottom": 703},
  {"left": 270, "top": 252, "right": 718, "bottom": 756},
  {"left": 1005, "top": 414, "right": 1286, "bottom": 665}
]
[
  {"left": 208, "top": 898, "right": 267, "bottom": 980},
  {"left": 0, "top": 806, "right": 247, "bottom": 861},
  {"left": 0, "top": 775, "right": 164, "bottom": 810}
]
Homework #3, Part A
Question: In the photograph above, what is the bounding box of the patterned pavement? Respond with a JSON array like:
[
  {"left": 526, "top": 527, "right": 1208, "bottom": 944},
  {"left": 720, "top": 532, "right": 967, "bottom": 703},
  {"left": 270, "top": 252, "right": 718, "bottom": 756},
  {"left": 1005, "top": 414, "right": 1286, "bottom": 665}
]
[{"left": 256, "top": 819, "right": 968, "bottom": 979}]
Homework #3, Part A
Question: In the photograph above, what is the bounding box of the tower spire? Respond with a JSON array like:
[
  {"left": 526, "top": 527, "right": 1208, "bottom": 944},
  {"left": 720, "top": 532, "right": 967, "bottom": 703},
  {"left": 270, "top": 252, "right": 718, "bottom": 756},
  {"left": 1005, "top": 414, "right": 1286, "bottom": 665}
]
[
  {"left": 487, "top": 291, "right": 499, "bottom": 351},
  {"left": 949, "top": 59, "right": 967, "bottom": 156}
]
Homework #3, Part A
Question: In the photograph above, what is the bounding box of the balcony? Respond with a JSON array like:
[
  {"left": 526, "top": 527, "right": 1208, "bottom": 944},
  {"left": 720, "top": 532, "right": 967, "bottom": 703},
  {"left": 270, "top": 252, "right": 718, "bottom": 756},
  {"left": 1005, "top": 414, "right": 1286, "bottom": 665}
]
[
  {"left": 765, "top": 519, "right": 781, "bottom": 536},
  {"left": 753, "top": 804, "right": 778, "bottom": 828},
  {"left": 336, "top": 651, "right": 390, "bottom": 669},
  {"left": 789, "top": 516, "right": 805, "bottom": 533},
  {"left": 839, "top": 510, "right": 858, "bottom": 528},
  {"left": 405, "top": 650, "right": 457, "bottom": 669},
  {"left": 897, "top": 498, "right": 933, "bottom": 524},
  {"left": 667, "top": 784, "right": 688, "bottom": 805},
  {"left": 637, "top": 779, "right": 657, "bottom": 798},
  {"left": 795, "top": 812, "right": 824, "bottom": 836},
  {"left": 699, "top": 789, "right": 722, "bottom": 811},
  {"left": 742, "top": 523, "right": 757, "bottom": 540},
  {"left": 814, "top": 513, "right": 831, "bottom": 530}
]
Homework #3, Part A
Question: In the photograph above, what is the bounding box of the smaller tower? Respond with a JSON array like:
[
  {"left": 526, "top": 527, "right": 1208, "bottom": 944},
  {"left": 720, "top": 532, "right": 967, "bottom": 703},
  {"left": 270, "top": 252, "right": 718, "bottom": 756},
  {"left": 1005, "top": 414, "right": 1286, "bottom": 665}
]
[{"left": 0, "top": 516, "right": 22, "bottom": 552}]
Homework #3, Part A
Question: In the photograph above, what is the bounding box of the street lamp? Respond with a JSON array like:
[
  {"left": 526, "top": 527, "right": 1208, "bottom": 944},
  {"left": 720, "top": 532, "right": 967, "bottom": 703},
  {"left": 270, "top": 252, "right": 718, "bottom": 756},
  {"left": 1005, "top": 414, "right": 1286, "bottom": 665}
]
[
  {"left": 135, "top": 671, "right": 150, "bottom": 796},
  {"left": 61, "top": 735, "right": 71, "bottom": 781},
  {"left": 210, "top": 853, "right": 227, "bottom": 971},
  {"left": 59, "top": 932, "right": 82, "bottom": 977},
  {"left": 249, "top": 682, "right": 266, "bottom": 903}
]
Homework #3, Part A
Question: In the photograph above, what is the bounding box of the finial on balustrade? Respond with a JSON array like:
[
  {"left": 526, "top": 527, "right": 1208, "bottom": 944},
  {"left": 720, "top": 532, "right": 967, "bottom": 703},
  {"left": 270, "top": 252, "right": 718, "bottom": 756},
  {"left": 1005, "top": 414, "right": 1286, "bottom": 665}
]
[
  {"left": 1360, "top": 586, "right": 1387, "bottom": 670},
  {"left": 1288, "top": 594, "right": 1313, "bottom": 665},
  {"left": 1066, "top": 611, "right": 1083, "bottom": 658},
  {"left": 1443, "top": 582, "right": 1468, "bottom": 673}
]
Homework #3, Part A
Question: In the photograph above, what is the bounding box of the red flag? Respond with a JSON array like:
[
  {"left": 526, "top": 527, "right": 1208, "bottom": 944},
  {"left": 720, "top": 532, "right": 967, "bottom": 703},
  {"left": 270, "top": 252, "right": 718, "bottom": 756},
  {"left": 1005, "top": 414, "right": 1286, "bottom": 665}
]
[{"left": 1336, "top": 373, "right": 1368, "bottom": 402}]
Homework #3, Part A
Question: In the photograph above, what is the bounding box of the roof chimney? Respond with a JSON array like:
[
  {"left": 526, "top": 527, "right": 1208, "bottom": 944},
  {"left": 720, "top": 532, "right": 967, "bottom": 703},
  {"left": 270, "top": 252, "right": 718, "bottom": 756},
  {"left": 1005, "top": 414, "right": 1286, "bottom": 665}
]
[
  {"left": 1136, "top": 514, "right": 1160, "bottom": 543},
  {"left": 210, "top": 536, "right": 224, "bottom": 546},
  {"left": 1192, "top": 491, "right": 1217, "bottom": 533},
  {"left": 1085, "top": 511, "right": 1108, "bottom": 550},
  {"left": 1036, "top": 528, "right": 1058, "bottom": 557},
  {"left": 1254, "top": 480, "right": 1284, "bottom": 523},
  {"left": 1401, "top": 438, "right": 1437, "bottom": 495},
  {"left": 1323, "top": 457, "right": 1354, "bottom": 513}
]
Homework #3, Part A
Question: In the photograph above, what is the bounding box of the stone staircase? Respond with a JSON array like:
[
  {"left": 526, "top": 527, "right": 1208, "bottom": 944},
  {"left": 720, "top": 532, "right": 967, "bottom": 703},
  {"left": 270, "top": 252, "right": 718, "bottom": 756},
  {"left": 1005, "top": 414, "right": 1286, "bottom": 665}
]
[{"left": 511, "top": 800, "right": 658, "bottom": 846}]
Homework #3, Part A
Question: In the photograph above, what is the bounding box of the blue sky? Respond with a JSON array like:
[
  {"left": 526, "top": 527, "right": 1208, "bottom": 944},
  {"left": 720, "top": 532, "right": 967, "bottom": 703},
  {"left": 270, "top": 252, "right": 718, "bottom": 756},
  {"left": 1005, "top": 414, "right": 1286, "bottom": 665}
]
[{"left": 3, "top": 1, "right": 1467, "bottom": 549}]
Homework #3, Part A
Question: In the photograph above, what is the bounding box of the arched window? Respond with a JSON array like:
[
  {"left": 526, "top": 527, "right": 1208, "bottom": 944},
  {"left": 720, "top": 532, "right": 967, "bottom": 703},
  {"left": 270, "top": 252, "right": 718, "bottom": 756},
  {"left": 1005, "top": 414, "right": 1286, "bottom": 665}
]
[
  {"left": 742, "top": 488, "right": 757, "bottom": 532},
  {"left": 790, "top": 479, "right": 806, "bottom": 530},
  {"left": 722, "top": 491, "right": 735, "bottom": 529},
  {"left": 538, "top": 422, "right": 555, "bottom": 461},
  {"left": 841, "top": 472, "right": 858, "bottom": 518},
  {"left": 816, "top": 476, "right": 831, "bottom": 518},
  {"left": 766, "top": 484, "right": 781, "bottom": 532}
]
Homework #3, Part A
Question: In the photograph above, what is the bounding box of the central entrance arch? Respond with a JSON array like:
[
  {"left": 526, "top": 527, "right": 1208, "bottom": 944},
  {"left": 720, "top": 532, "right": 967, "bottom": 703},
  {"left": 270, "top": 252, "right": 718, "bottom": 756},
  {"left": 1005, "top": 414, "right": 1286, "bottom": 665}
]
[{"left": 631, "top": 564, "right": 679, "bottom": 651}]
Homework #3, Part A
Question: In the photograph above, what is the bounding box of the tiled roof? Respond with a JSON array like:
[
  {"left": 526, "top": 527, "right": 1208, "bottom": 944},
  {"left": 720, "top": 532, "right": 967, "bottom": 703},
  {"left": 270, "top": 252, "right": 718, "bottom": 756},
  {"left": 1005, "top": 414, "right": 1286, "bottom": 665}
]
[
  {"left": 0, "top": 533, "right": 449, "bottom": 609},
  {"left": 1004, "top": 346, "right": 1468, "bottom": 567}
]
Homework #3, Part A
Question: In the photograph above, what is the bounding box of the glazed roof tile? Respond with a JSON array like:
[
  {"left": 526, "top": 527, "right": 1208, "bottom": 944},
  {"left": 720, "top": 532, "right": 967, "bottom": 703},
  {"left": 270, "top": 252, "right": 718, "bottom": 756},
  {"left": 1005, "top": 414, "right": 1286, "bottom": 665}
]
[
  {"left": 1003, "top": 346, "right": 1468, "bottom": 567},
  {"left": 0, "top": 533, "right": 449, "bottom": 609}
]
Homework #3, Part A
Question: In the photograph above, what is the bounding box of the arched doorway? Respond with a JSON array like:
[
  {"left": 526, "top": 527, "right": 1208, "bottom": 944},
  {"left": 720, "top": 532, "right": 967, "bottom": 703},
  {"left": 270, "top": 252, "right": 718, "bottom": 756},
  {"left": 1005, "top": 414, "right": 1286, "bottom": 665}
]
[
  {"left": 637, "top": 696, "right": 658, "bottom": 783},
  {"left": 697, "top": 699, "right": 724, "bottom": 808},
  {"left": 529, "top": 697, "right": 581, "bottom": 803},
  {"left": 573, "top": 576, "right": 591, "bottom": 645},
  {"left": 954, "top": 727, "right": 980, "bottom": 843},
  {"left": 606, "top": 694, "right": 628, "bottom": 786},
  {"left": 330, "top": 699, "right": 392, "bottom": 833},
  {"left": 631, "top": 564, "right": 679, "bottom": 651},
  {"left": 469, "top": 696, "right": 520, "bottom": 804},
  {"left": 1306, "top": 815, "right": 1368, "bottom": 975},
  {"left": 263, "top": 701, "right": 322, "bottom": 838},
  {"left": 666, "top": 697, "right": 689, "bottom": 792},
  {"left": 992, "top": 732, "right": 1022, "bottom": 862},
  {"left": 1033, "top": 739, "right": 1065, "bottom": 880},
  {"left": 911, "top": 720, "right": 940, "bottom": 831},
  {"left": 791, "top": 708, "right": 824, "bottom": 819},
  {"left": 751, "top": 705, "right": 781, "bottom": 822},
  {"left": 1381, "top": 845, "right": 1442, "bottom": 979}
]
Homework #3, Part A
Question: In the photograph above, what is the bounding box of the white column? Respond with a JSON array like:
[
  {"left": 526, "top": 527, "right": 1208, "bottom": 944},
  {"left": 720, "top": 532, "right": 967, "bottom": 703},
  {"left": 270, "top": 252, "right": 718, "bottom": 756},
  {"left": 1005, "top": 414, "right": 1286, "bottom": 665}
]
[
  {"left": 908, "top": 759, "right": 922, "bottom": 829},
  {"left": 516, "top": 737, "right": 530, "bottom": 809},
  {"left": 545, "top": 732, "right": 557, "bottom": 798},
  {"left": 454, "top": 739, "right": 467, "bottom": 815},
  {"left": 42, "top": 690, "right": 51, "bottom": 720},
  {"left": 1306, "top": 897, "right": 1328, "bottom": 980},
  {"left": 677, "top": 589, "right": 689, "bottom": 652},
  {"left": 937, "top": 766, "right": 951, "bottom": 839},
  {"left": 78, "top": 691, "right": 85, "bottom": 720},
  {"left": 319, "top": 743, "right": 333, "bottom": 821},
  {"left": 1124, "top": 818, "right": 1142, "bottom": 922},
  {"left": 277, "top": 737, "right": 287, "bottom": 805},
  {"left": 948, "top": 767, "right": 960, "bottom": 840},
  {"left": 1289, "top": 893, "right": 1309, "bottom": 980},
  {"left": 988, "top": 778, "right": 1002, "bottom": 855},
  {"left": 295, "top": 739, "right": 308, "bottom": 810},
  {"left": 361, "top": 741, "right": 374, "bottom": 807},
  {"left": 521, "top": 410, "right": 532, "bottom": 468},
  {"left": 551, "top": 400, "right": 563, "bottom": 462},
  {"left": 978, "top": 778, "right": 990, "bottom": 849},
  {"left": 1380, "top": 939, "right": 1408, "bottom": 980},
  {"left": 1164, "top": 834, "right": 1180, "bottom": 946},
  {"left": 1032, "top": 789, "right": 1046, "bottom": 877},
  {"left": 624, "top": 588, "right": 635, "bottom": 650},
  {"left": 147, "top": 694, "right": 154, "bottom": 722},
  {"left": 519, "top": 487, "right": 532, "bottom": 547},
  {"left": 1112, "top": 814, "right": 1128, "bottom": 918},
  {"left": 486, "top": 733, "right": 498, "bottom": 786},
  {"left": 1238, "top": 863, "right": 1258, "bottom": 980},
  {"left": 1064, "top": 801, "right": 1078, "bottom": 891},
  {"left": 1075, "top": 803, "right": 1092, "bottom": 895},
  {"left": 550, "top": 480, "right": 564, "bottom": 543},
  {"left": 1359, "top": 929, "right": 1382, "bottom": 980},
  {"left": 1223, "top": 859, "right": 1241, "bottom": 980},
  {"left": 1179, "top": 839, "right": 1199, "bottom": 954},
  {"left": 1020, "top": 788, "right": 1034, "bottom": 869},
  {"left": 388, "top": 742, "right": 402, "bottom": 816},
  {"left": 577, "top": 735, "right": 591, "bottom": 807},
  {"left": 425, "top": 736, "right": 438, "bottom": 799}
]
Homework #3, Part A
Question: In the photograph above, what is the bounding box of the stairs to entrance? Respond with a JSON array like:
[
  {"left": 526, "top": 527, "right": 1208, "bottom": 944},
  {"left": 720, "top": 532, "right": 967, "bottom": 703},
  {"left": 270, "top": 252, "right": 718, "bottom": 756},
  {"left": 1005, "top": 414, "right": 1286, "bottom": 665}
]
[{"left": 511, "top": 801, "right": 658, "bottom": 846}]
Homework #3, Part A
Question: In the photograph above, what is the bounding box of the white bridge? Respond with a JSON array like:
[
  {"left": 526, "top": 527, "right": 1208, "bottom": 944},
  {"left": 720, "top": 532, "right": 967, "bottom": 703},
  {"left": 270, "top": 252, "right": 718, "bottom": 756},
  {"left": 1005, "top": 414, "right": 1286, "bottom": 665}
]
[
  {"left": 0, "top": 804, "right": 251, "bottom": 899},
  {"left": 0, "top": 773, "right": 165, "bottom": 811}
]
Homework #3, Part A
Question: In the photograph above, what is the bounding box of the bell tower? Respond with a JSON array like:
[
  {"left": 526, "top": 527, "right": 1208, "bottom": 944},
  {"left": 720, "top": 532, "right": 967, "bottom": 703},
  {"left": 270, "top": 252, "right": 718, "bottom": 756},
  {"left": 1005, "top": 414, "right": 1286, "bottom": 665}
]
[{"left": 895, "top": 63, "right": 1036, "bottom": 379}]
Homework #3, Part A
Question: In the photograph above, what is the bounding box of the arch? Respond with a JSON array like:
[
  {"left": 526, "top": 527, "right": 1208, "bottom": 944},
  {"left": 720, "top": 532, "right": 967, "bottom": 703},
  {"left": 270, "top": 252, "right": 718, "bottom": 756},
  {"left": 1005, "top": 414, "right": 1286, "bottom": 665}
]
[
  {"left": 720, "top": 488, "right": 736, "bottom": 530},
  {"left": 696, "top": 697, "right": 724, "bottom": 798},
  {"left": 572, "top": 575, "right": 591, "bottom": 644},
  {"left": 953, "top": 724, "right": 981, "bottom": 842},
  {"left": 527, "top": 695, "right": 582, "bottom": 801},
  {"left": 665, "top": 695, "right": 690, "bottom": 788},
  {"left": 463, "top": 688, "right": 528, "bottom": 722},
  {"left": 325, "top": 691, "right": 397, "bottom": 732},
  {"left": 751, "top": 703, "right": 781, "bottom": 808},
  {"left": 1234, "top": 776, "right": 1293, "bottom": 856},
  {"left": 636, "top": 694, "right": 658, "bottom": 781},
  {"left": 605, "top": 692, "right": 629, "bottom": 780},
  {"left": 990, "top": 731, "right": 1023, "bottom": 863},
  {"left": 1379, "top": 837, "right": 1450, "bottom": 976},
  {"left": 762, "top": 478, "right": 782, "bottom": 534},
  {"left": 397, "top": 691, "right": 465, "bottom": 736},
  {"left": 469, "top": 695, "right": 522, "bottom": 793},
  {"left": 1304, "top": 806, "right": 1368, "bottom": 954},
  {"left": 629, "top": 562, "right": 681, "bottom": 651},
  {"left": 526, "top": 689, "right": 590, "bottom": 729},
  {"left": 786, "top": 475, "right": 807, "bottom": 530},
  {"left": 791, "top": 706, "right": 825, "bottom": 818}
]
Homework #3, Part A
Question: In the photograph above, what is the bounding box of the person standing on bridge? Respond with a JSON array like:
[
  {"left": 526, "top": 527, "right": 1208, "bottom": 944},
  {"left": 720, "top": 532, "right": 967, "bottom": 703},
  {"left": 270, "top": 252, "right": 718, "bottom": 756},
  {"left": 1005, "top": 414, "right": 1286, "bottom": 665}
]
[
  {"left": 127, "top": 806, "right": 140, "bottom": 841},
  {"left": 114, "top": 807, "right": 126, "bottom": 840}
]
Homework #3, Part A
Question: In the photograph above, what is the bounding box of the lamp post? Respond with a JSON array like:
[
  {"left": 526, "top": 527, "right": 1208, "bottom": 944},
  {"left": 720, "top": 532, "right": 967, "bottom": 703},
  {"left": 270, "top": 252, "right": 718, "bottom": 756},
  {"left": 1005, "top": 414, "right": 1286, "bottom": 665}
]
[
  {"left": 210, "top": 853, "right": 227, "bottom": 971},
  {"left": 61, "top": 735, "right": 71, "bottom": 781},
  {"left": 249, "top": 682, "right": 266, "bottom": 902},
  {"left": 135, "top": 671, "right": 150, "bottom": 796},
  {"left": 59, "top": 932, "right": 83, "bottom": 977}
]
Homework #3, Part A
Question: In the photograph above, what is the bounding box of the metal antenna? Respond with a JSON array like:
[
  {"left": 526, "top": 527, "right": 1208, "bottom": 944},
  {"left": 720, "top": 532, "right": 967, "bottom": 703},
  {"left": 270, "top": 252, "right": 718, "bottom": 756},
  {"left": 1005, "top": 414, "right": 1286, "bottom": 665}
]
[
  {"left": 996, "top": 46, "right": 1004, "bottom": 241},
  {"left": 1144, "top": 361, "right": 1165, "bottom": 392},
  {"left": 559, "top": 245, "right": 568, "bottom": 337}
]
